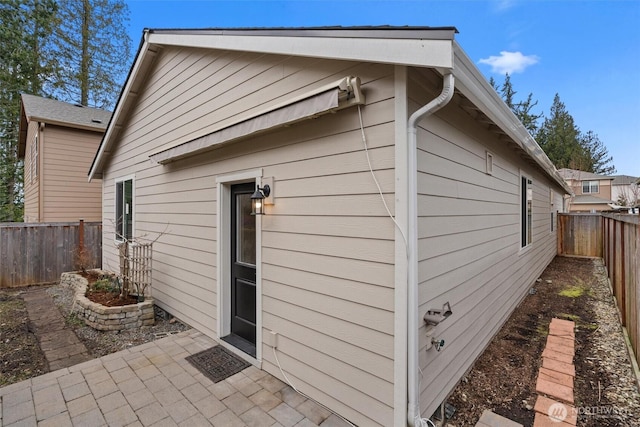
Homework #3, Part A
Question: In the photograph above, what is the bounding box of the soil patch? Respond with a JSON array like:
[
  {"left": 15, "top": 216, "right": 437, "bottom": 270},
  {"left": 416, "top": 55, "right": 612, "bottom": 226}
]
[
  {"left": 0, "top": 290, "right": 47, "bottom": 386},
  {"left": 0, "top": 283, "right": 190, "bottom": 388},
  {"left": 85, "top": 290, "right": 138, "bottom": 307},
  {"left": 79, "top": 270, "right": 143, "bottom": 306},
  {"left": 447, "top": 257, "right": 640, "bottom": 426}
]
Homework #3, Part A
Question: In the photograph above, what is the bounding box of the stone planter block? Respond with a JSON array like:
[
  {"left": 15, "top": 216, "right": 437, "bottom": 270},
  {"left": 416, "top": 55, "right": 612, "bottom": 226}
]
[{"left": 61, "top": 271, "right": 154, "bottom": 332}]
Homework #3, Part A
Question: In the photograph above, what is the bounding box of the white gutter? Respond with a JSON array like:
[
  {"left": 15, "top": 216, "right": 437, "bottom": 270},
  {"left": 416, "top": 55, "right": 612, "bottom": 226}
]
[{"left": 406, "top": 73, "right": 454, "bottom": 427}]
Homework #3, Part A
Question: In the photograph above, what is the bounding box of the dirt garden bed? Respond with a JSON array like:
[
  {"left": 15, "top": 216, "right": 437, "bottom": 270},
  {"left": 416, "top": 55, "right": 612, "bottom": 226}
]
[
  {"left": 0, "top": 283, "right": 189, "bottom": 387},
  {"left": 61, "top": 271, "right": 155, "bottom": 331},
  {"left": 446, "top": 256, "right": 640, "bottom": 426}
]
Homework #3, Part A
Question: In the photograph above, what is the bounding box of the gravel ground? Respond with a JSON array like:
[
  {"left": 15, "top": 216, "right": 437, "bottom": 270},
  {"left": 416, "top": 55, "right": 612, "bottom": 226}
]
[
  {"left": 578, "top": 258, "right": 640, "bottom": 425},
  {"left": 46, "top": 283, "right": 190, "bottom": 358},
  {"left": 447, "top": 256, "right": 640, "bottom": 426}
]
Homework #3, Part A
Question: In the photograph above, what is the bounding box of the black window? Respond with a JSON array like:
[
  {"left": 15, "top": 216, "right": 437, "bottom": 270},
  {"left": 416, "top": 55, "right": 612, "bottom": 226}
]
[{"left": 521, "top": 176, "right": 532, "bottom": 248}]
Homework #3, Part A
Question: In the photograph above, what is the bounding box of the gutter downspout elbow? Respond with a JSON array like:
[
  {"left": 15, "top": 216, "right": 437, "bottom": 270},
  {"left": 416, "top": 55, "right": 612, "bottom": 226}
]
[{"left": 406, "top": 72, "right": 454, "bottom": 427}]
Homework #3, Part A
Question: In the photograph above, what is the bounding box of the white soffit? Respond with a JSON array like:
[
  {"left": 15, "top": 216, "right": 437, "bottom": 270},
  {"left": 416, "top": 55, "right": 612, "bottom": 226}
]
[
  {"left": 149, "top": 76, "right": 365, "bottom": 165},
  {"left": 451, "top": 42, "right": 572, "bottom": 195},
  {"left": 147, "top": 33, "right": 454, "bottom": 69}
]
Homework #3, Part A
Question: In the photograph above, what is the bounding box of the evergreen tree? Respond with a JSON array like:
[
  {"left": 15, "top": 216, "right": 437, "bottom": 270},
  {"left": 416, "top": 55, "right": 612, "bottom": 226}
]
[
  {"left": 0, "top": 0, "right": 57, "bottom": 221},
  {"left": 489, "top": 76, "right": 498, "bottom": 91},
  {"left": 500, "top": 73, "right": 517, "bottom": 110},
  {"left": 514, "top": 92, "right": 542, "bottom": 136},
  {"left": 0, "top": 0, "right": 131, "bottom": 221},
  {"left": 536, "top": 94, "right": 616, "bottom": 174},
  {"left": 51, "top": 0, "right": 131, "bottom": 108},
  {"left": 536, "top": 94, "right": 586, "bottom": 170},
  {"left": 493, "top": 73, "right": 543, "bottom": 136},
  {"left": 579, "top": 130, "right": 616, "bottom": 175}
]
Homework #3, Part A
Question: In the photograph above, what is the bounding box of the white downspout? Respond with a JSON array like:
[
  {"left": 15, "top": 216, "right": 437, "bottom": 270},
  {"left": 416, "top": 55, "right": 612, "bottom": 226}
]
[{"left": 407, "top": 73, "right": 454, "bottom": 427}]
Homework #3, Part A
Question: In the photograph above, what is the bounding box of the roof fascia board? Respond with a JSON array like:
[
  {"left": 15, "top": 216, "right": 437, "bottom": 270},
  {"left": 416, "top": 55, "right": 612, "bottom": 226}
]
[
  {"left": 147, "top": 32, "right": 454, "bottom": 68},
  {"left": 151, "top": 27, "right": 457, "bottom": 39},
  {"left": 24, "top": 117, "right": 105, "bottom": 133},
  {"left": 451, "top": 42, "right": 573, "bottom": 195},
  {"left": 89, "top": 35, "right": 157, "bottom": 180}
]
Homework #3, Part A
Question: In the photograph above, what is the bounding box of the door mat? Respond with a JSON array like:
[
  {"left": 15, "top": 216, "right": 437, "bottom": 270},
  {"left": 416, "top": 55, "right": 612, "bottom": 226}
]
[{"left": 185, "top": 345, "right": 250, "bottom": 383}]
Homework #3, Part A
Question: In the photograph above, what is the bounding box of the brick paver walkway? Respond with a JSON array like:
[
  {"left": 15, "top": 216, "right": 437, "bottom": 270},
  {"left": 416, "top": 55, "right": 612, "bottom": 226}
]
[
  {"left": 533, "top": 318, "right": 577, "bottom": 426},
  {"left": 0, "top": 330, "right": 350, "bottom": 427},
  {"left": 21, "top": 287, "right": 92, "bottom": 371}
]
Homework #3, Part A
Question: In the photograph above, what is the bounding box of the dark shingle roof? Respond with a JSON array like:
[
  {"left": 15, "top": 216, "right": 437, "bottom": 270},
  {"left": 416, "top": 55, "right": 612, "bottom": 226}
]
[
  {"left": 21, "top": 94, "right": 112, "bottom": 130},
  {"left": 557, "top": 168, "right": 613, "bottom": 181},
  {"left": 611, "top": 175, "right": 639, "bottom": 185},
  {"left": 572, "top": 194, "right": 612, "bottom": 204}
]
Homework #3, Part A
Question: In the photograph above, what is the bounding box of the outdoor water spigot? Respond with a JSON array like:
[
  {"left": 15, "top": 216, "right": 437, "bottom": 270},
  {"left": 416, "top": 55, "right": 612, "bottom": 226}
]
[
  {"left": 424, "top": 301, "right": 453, "bottom": 327},
  {"left": 432, "top": 338, "right": 445, "bottom": 352}
]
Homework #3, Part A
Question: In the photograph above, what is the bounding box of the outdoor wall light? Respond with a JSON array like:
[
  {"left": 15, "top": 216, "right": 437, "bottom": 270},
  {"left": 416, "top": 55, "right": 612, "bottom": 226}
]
[{"left": 251, "top": 184, "right": 271, "bottom": 215}]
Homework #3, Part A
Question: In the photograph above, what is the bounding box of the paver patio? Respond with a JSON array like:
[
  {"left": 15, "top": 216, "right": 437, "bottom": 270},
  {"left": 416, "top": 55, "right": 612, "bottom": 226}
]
[{"left": 0, "top": 330, "right": 349, "bottom": 427}]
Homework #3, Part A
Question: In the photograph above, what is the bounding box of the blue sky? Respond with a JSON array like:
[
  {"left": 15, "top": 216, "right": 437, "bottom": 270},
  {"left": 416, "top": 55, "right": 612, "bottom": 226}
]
[{"left": 126, "top": 0, "right": 640, "bottom": 176}]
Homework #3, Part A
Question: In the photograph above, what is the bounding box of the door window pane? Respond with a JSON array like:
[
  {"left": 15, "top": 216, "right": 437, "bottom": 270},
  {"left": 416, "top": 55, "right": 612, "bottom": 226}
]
[{"left": 236, "top": 193, "right": 256, "bottom": 265}]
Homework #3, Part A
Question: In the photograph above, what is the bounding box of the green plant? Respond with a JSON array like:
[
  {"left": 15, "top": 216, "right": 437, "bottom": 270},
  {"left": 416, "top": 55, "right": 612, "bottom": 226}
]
[
  {"left": 66, "top": 312, "right": 85, "bottom": 327},
  {"left": 89, "top": 276, "right": 120, "bottom": 294}
]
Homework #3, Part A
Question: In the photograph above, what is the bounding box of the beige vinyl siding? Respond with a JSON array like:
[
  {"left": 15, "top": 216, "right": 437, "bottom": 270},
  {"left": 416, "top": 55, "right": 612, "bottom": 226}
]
[
  {"left": 101, "top": 46, "right": 396, "bottom": 426},
  {"left": 409, "top": 68, "right": 559, "bottom": 416},
  {"left": 569, "top": 202, "right": 611, "bottom": 213},
  {"left": 23, "top": 121, "right": 40, "bottom": 222},
  {"left": 576, "top": 179, "right": 612, "bottom": 199},
  {"left": 40, "top": 125, "right": 102, "bottom": 222}
]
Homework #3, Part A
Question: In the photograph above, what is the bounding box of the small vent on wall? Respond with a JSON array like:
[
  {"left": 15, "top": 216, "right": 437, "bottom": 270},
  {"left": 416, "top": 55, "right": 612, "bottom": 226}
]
[{"left": 485, "top": 151, "right": 494, "bottom": 175}]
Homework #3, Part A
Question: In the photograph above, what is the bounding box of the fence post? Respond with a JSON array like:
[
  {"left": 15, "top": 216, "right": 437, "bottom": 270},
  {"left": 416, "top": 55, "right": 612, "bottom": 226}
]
[
  {"left": 78, "top": 219, "right": 84, "bottom": 256},
  {"left": 621, "top": 221, "right": 626, "bottom": 326}
]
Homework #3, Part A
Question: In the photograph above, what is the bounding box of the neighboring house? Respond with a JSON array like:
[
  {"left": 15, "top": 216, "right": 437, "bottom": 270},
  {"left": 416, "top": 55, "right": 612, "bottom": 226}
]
[
  {"left": 610, "top": 174, "right": 639, "bottom": 206},
  {"left": 89, "top": 27, "right": 571, "bottom": 426},
  {"left": 558, "top": 168, "right": 614, "bottom": 212},
  {"left": 18, "top": 94, "right": 111, "bottom": 222}
]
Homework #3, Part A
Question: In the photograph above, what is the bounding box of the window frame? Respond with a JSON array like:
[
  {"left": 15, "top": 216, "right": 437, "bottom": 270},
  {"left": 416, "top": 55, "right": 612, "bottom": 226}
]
[
  {"left": 114, "top": 175, "right": 135, "bottom": 242},
  {"left": 520, "top": 173, "right": 533, "bottom": 249},
  {"left": 582, "top": 180, "right": 599, "bottom": 194},
  {"left": 31, "top": 133, "right": 38, "bottom": 183}
]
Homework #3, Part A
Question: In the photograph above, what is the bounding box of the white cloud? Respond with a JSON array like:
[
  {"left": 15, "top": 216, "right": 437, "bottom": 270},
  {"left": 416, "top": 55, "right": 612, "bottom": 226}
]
[
  {"left": 493, "top": 0, "right": 516, "bottom": 12},
  {"left": 478, "top": 51, "right": 540, "bottom": 74}
]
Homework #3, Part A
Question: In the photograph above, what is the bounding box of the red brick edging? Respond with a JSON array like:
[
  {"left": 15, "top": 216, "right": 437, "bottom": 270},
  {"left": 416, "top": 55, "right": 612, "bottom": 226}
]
[{"left": 533, "top": 318, "right": 577, "bottom": 426}]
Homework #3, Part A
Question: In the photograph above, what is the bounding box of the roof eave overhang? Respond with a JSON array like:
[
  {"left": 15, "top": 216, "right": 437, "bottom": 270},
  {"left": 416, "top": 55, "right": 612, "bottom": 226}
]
[
  {"left": 89, "top": 33, "right": 161, "bottom": 180},
  {"left": 146, "top": 31, "right": 455, "bottom": 68},
  {"left": 26, "top": 117, "right": 106, "bottom": 133},
  {"left": 89, "top": 29, "right": 455, "bottom": 181},
  {"left": 450, "top": 42, "right": 573, "bottom": 196}
]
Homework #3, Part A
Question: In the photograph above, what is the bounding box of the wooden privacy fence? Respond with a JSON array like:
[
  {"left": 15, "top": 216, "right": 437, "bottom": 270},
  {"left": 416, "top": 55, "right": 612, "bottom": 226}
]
[
  {"left": 601, "top": 213, "right": 639, "bottom": 366},
  {"left": 558, "top": 212, "right": 640, "bottom": 366},
  {"left": 557, "top": 213, "right": 603, "bottom": 257},
  {"left": 0, "top": 221, "right": 102, "bottom": 288}
]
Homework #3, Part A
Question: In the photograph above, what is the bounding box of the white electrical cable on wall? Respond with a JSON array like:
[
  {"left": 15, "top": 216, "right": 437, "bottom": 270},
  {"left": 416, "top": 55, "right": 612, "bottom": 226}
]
[
  {"left": 357, "top": 105, "right": 409, "bottom": 253},
  {"left": 272, "top": 347, "right": 357, "bottom": 427},
  {"left": 358, "top": 104, "right": 437, "bottom": 427}
]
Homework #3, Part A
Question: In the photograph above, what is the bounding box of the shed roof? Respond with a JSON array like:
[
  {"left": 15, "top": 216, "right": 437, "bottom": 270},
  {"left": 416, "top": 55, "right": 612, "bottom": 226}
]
[
  {"left": 19, "top": 94, "right": 112, "bottom": 158},
  {"left": 88, "top": 26, "right": 571, "bottom": 195}
]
